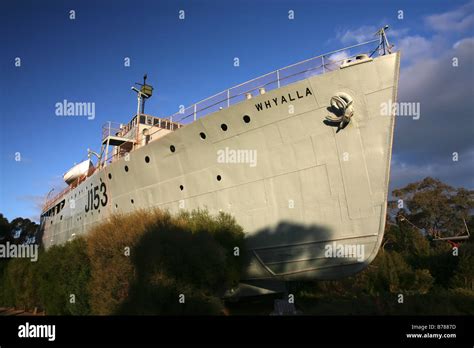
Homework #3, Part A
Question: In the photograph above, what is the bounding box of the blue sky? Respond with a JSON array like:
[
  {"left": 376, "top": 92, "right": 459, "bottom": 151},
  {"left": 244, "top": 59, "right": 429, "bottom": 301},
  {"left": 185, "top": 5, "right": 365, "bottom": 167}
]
[{"left": 1, "top": 0, "right": 473, "bottom": 221}]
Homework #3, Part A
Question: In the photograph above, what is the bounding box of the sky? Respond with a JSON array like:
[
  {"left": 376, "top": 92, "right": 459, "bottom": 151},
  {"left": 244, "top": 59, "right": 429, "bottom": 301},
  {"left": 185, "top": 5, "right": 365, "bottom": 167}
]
[{"left": 0, "top": 0, "right": 473, "bottom": 222}]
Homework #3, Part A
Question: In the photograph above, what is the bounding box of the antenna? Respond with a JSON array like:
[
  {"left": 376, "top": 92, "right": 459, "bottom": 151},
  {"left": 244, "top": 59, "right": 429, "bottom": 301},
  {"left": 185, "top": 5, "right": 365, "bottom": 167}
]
[
  {"left": 131, "top": 74, "right": 154, "bottom": 115},
  {"left": 375, "top": 25, "right": 392, "bottom": 55}
]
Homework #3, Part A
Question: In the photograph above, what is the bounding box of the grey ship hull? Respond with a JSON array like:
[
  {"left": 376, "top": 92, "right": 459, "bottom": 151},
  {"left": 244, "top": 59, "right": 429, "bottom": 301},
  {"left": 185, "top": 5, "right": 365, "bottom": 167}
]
[{"left": 41, "top": 52, "right": 400, "bottom": 281}]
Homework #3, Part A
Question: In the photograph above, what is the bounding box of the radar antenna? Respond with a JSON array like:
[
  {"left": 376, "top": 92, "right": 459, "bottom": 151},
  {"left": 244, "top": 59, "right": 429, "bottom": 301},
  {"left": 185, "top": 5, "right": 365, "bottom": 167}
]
[{"left": 131, "top": 74, "right": 154, "bottom": 116}]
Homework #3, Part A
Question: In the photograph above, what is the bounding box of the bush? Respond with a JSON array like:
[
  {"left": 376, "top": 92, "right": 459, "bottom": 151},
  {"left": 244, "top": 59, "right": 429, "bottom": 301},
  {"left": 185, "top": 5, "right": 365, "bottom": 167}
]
[
  {"left": 2, "top": 257, "right": 38, "bottom": 309},
  {"left": 116, "top": 210, "right": 244, "bottom": 315},
  {"left": 0, "top": 208, "right": 245, "bottom": 315},
  {"left": 86, "top": 209, "right": 160, "bottom": 315},
  {"left": 86, "top": 209, "right": 244, "bottom": 315},
  {"left": 36, "top": 238, "right": 91, "bottom": 315}
]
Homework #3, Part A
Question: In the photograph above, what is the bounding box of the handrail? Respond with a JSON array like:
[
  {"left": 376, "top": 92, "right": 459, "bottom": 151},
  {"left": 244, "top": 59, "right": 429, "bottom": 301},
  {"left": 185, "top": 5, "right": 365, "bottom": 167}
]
[
  {"left": 42, "top": 38, "right": 384, "bottom": 212},
  {"left": 167, "top": 39, "right": 379, "bottom": 121}
]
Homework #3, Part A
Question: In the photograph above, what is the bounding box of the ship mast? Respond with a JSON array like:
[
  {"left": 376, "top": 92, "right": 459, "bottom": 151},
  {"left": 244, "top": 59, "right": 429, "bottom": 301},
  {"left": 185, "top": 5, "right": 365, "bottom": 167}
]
[
  {"left": 375, "top": 25, "right": 392, "bottom": 55},
  {"left": 131, "top": 74, "right": 154, "bottom": 115},
  {"left": 131, "top": 74, "right": 154, "bottom": 146}
]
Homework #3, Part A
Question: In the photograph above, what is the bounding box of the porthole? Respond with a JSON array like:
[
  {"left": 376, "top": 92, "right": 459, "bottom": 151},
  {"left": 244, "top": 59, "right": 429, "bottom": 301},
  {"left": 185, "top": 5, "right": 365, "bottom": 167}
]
[
  {"left": 243, "top": 115, "right": 251, "bottom": 123},
  {"left": 145, "top": 156, "right": 150, "bottom": 163},
  {"left": 221, "top": 124, "right": 228, "bottom": 131},
  {"left": 200, "top": 132, "right": 206, "bottom": 140},
  {"left": 170, "top": 145, "right": 176, "bottom": 152},
  {"left": 179, "top": 185, "right": 184, "bottom": 191},
  {"left": 124, "top": 165, "right": 129, "bottom": 172},
  {"left": 115, "top": 204, "right": 118, "bottom": 209},
  {"left": 217, "top": 175, "right": 222, "bottom": 181},
  {"left": 108, "top": 173, "right": 112, "bottom": 180},
  {"left": 131, "top": 199, "right": 134, "bottom": 204}
]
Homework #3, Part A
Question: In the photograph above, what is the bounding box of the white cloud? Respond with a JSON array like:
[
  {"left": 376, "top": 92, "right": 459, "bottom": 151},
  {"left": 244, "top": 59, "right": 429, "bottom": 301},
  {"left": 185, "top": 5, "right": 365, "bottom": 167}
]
[
  {"left": 425, "top": 0, "right": 474, "bottom": 32},
  {"left": 453, "top": 36, "right": 474, "bottom": 48},
  {"left": 332, "top": 6, "right": 474, "bottom": 189},
  {"left": 397, "top": 35, "right": 433, "bottom": 64},
  {"left": 337, "top": 25, "right": 376, "bottom": 45},
  {"left": 337, "top": 26, "right": 409, "bottom": 46},
  {"left": 393, "top": 37, "right": 474, "bottom": 189},
  {"left": 390, "top": 150, "right": 474, "bottom": 191},
  {"left": 323, "top": 51, "right": 350, "bottom": 71}
]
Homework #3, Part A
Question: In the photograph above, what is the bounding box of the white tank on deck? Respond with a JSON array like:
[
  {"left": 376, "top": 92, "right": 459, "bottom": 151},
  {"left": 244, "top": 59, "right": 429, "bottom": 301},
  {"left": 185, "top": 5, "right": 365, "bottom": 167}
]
[{"left": 63, "top": 159, "right": 93, "bottom": 185}]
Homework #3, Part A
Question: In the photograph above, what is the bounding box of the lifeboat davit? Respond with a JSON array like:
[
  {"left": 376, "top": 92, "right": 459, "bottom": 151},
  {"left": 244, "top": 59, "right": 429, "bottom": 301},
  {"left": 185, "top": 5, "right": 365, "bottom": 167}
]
[{"left": 63, "top": 159, "right": 94, "bottom": 185}]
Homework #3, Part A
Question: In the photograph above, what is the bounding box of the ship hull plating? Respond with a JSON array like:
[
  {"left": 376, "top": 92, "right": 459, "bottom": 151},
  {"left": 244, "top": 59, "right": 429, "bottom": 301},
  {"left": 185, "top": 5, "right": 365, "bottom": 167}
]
[{"left": 41, "top": 52, "right": 400, "bottom": 281}]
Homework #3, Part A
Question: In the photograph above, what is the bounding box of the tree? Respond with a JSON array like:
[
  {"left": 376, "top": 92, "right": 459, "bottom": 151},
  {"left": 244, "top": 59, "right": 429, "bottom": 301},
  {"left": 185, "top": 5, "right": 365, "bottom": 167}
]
[
  {"left": 0, "top": 214, "right": 10, "bottom": 243},
  {"left": 391, "top": 177, "right": 474, "bottom": 239},
  {"left": 9, "top": 218, "right": 38, "bottom": 244},
  {"left": 450, "top": 243, "right": 474, "bottom": 291}
]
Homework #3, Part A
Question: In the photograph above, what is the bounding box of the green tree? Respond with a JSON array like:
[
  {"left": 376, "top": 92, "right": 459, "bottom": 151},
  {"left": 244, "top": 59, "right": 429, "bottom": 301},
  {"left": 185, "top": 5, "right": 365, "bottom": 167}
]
[
  {"left": 450, "top": 243, "right": 474, "bottom": 290},
  {"left": 392, "top": 177, "right": 473, "bottom": 238},
  {"left": 0, "top": 214, "right": 11, "bottom": 243},
  {"left": 9, "top": 217, "right": 38, "bottom": 244}
]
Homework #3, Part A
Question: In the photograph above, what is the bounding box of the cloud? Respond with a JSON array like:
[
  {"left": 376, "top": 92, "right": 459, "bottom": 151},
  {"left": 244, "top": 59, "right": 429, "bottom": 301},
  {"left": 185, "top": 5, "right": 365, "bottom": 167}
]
[
  {"left": 453, "top": 36, "right": 474, "bottom": 48},
  {"left": 396, "top": 37, "right": 474, "bottom": 157},
  {"left": 390, "top": 150, "right": 474, "bottom": 192},
  {"left": 396, "top": 35, "right": 433, "bottom": 64},
  {"left": 333, "top": 2, "right": 474, "bottom": 190},
  {"left": 425, "top": 0, "right": 474, "bottom": 32},
  {"left": 15, "top": 195, "right": 46, "bottom": 222},
  {"left": 323, "top": 51, "right": 350, "bottom": 71},
  {"left": 337, "top": 25, "right": 376, "bottom": 45},
  {"left": 391, "top": 36, "right": 474, "bottom": 189},
  {"left": 337, "top": 25, "right": 409, "bottom": 46}
]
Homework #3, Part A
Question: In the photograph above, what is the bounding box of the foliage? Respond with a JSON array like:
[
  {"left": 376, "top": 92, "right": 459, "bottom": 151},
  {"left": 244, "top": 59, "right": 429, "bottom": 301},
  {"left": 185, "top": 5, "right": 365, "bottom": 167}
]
[
  {"left": 0, "top": 209, "right": 244, "bottom": 315},
  {"left": 36, "top": 238, "right": 91, "bottom": 315},
  {"left": 0, "top": 214, "right": 38, "bottom": 244},
  {"left": 87, "top": 209, "right": 244, "bottom": 315},
  {"left": 295, "top": 177, "right": 474, "bottom": 315},
  {"left": 391, "top": 177, "right": 474, "bottom": 237},
  {"left": 0, "top": 177, "right": 472, "bottom": 315}
]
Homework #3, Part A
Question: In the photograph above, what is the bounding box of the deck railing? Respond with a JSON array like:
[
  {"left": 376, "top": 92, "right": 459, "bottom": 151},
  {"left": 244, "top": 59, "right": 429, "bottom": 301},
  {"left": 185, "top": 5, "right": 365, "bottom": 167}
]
[{"left": 167, "top": 39, "right": 379, "bottom": 126}]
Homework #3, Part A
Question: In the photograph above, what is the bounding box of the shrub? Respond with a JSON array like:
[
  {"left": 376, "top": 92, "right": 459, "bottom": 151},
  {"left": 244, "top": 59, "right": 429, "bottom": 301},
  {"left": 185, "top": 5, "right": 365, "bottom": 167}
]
[
  {"left": 86, "top": 209, "right": 165, "bottom": 314},
  {"left": 86, "top": 208, "right": 245, "bottom": 315},
  {"left": 2, "top": 257, "right": 38, "bottom": 309},
  {"left": 36, "top": 238, "right": 91, "bottom": 315}
]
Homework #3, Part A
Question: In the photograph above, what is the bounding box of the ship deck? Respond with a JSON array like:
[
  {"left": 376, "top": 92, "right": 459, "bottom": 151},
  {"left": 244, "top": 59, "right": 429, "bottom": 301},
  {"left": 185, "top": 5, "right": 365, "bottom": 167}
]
[{"left": 42, "top": 38, "right": 384, "bottom": 212}]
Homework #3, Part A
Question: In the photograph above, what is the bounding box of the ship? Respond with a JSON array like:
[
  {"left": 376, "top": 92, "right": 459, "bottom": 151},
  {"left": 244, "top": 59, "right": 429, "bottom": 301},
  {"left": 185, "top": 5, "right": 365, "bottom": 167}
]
[{"left": 39, "top": 27, "right": 400, "bottom": 290}]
